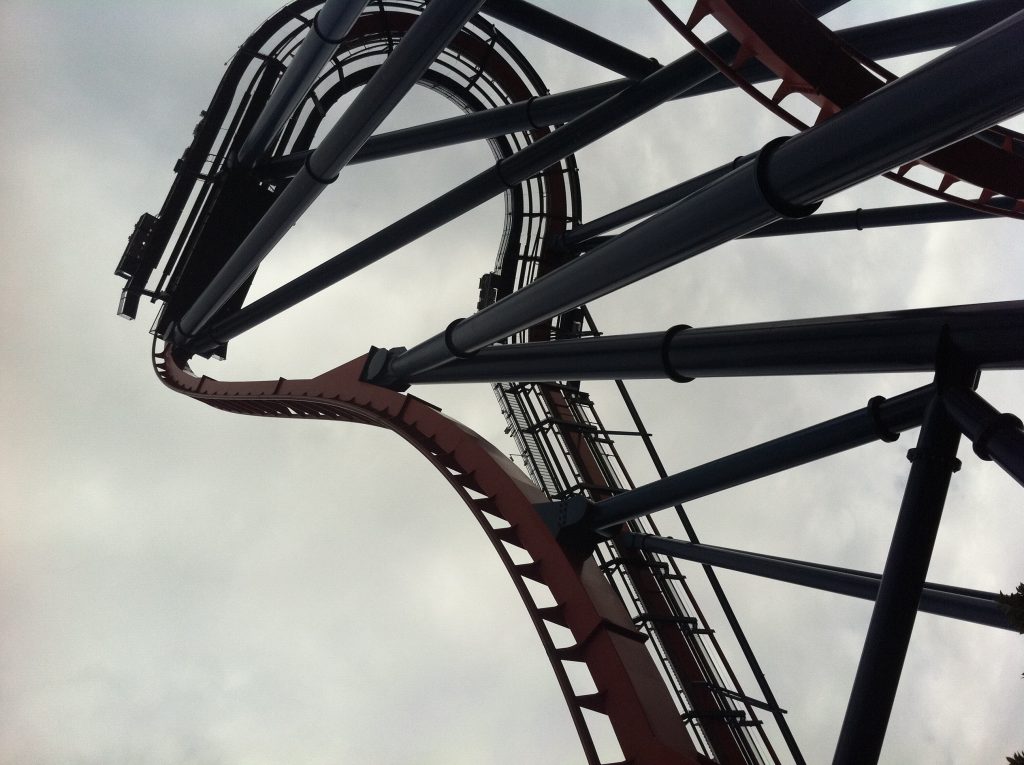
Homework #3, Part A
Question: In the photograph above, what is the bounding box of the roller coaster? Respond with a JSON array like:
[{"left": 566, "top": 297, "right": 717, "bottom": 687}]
[{"left": 116, "top": 1, "right": 1024, "bottom": 762}]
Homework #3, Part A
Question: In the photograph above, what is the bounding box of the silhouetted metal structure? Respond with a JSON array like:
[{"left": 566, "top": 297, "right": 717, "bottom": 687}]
[{"left": 116, "top": 1, "right": 1024, "bottom": 763}]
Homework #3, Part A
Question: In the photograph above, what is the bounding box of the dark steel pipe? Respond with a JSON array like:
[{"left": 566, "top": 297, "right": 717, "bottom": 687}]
[
  {"left": 257, "top": 80, "right": 628, "bottom": 177},
  {"left": 687, "top": 0, "right": 1024, "bottom": 98},
  {"left": 943, "top": 386, "right": 1024, "bottom": 487},
  {"left": 833, "top": 395, "right": 963, "bottom": 765},
  {"left": 173, "top": 0, "right": 486, "bottom": 345},
  {"left": 382, "top": 11, "right": 1024, "bottom": 383},
  {"left": 235, "top": 0, "right": 367, "bottom": 168},
  {"left": 483, "top": 0, "right": 658, "bottom": 79},
  {"left": 742, "top": 198, "right": 1015, "bottom": 238},
  {"left": 405, "top": 301, "right": 1024, "bottom": 384},
  {"left": 571, "top": 195, "right": 1014, "bottom": 252},
  {"left": 619, "top": 534, "right": 1013, "bottom": 631},
  {"left": 259, "top": 1, "right": 1001, "bottom": 178},
  {"left": 562, "top": 154, "right": 754, "bottom": 246},
  {"left": 771, "top": 10, "right": 1024, "bottom": 207},
  {"left": 585, "top": 386, "right": 933, "bottom": 530},
  {"left": 192, "top": 38, "right": 768, "bottom": 351}
]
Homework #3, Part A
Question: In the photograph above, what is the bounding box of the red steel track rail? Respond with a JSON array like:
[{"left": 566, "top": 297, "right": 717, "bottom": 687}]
[
  {"left": 654, "top": 0, "right": 1024, "bottom": 217},
  {"left": 155, "top": 343, "right": 713, "bottom": 765}
]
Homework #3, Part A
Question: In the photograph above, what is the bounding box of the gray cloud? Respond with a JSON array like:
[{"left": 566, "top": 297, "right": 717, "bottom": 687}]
[{"left": 2, "top": 1, "right": 1021, "bottom": 763}]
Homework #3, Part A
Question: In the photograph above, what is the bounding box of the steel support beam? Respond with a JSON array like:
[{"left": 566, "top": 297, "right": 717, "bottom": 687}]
[
  {"left": 562, "top": 154, "right": 754, "bottom": 246},
  {"left": 687, "top": 0, "right": 1024, "bottom": 98},
  {"left": 173, "top": 0, "right": 486, "bottom": 345},
  {"left": 178, "top": 0, "right": 856, "bottom": 352},
  {"left": 482, "top": 0, "right": 658, "bottom": 79},
  {"left": 403, "top": 301, "right": 1024, "bottom": 385},
  {"left": 235, "top": 0, "right": 367, "bottom": 168},
  {"left": 189, "top": 29, "right": 787, "bottom": 352},
  {"left": 943, "top": 386, "right": 1024, "bottom": 487},
  {"left": 618, "top": 534, "right": 1013, "bottom": 631},
  {"left": 376, "top": 11, "right": 1024, "bottom": 384},
  {"left": 256, "top": 80, "right": 628, "bottom": 177},
  {"left": 584, "top": 386, "right": 933, "bottom": 531},
  {"left": 742, "top": 198, "right": 1015, "bottom": 238},
  {"left": 257, "top": 1, "right": 1004, "bottom": 178},
  {"left": 833, "top": 393, "right": 963, "bottom": 765},
  {"left": 571, "top": 192, "right": 1014, "bottom": 253}
]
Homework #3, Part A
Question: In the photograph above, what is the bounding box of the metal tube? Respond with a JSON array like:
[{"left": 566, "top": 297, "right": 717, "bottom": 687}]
[
  {"left": 257, "top": 80, "right": 628, "bottom": 178},
  {"left": 562, "top": 154, "right": 754, "bottom": 246},
  {"left": 619, "top": 534, "right": 1012, "bottom": 632},
  {"left": 173, "top": 0, "right": 486, "bottom": 344},
  {"left": 180, "top": 0, "right": 851, "bottom": 352},
  {"left": 235, "top": 0, "right": 367, "bottom": 168},
  {"left": 585, "top": 387, "right": 933, "bottom": 530},
  {"left": 382, "top": 11, "right": 1024, "bottom": 383},
  {"left": 482, "top": 0, "right": 658, "bottom": 79},
  {"left": 943, "top": 386, "right": 1024, "bottom": 487},
  {"left": 191, "top": 43, "right": 756, "bottom": 351},
  {"left": 404, "top": 301, "right": 1024, "bottom": 384},
  {"left": 258, "top": 0, "right": 987, "bottom": 178},
  {"left": 570, "top": 195, "right": 1014, "bottom": 252},
  {"left": 741, "top": 198, "right": 1014, "bottom": 238},
  {"left": 687, "top": 0, "right": 1024, "bottom": 98},
  {"left": 771, "top": 10, "right": 1024, "bottom": 207},
  {"left": 833, "top": 395, "right": 963, "bottom": 765}
]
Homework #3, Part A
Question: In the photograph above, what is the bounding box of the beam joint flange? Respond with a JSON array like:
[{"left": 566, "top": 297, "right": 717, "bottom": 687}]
[
  {"left": 535, "top": 496, "right": 605, "bottom": 552},
  {"left": 661, "top": 324, "right": 694, "bottom": 383},
  {"left": 312, "top": 9, "right": 351, "bottom": 44},
  {"left": 304, "top": 151, "right": 341, "bottom": 185},
  {"left": 444, "top": 319, "right": 478, "bottom": 359},
  {"left": 755, "top": 137, "right": 821, "bottom": 219},
  {"left": 867, "top": 396, "right": 900, "bottom": 442}
]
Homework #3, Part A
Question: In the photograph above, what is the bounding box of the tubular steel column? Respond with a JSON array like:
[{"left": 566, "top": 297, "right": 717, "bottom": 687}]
[
  {"left": 173, "top": 0, "right": 486, "bottom": 344},
  {"left": 832, "top": 393, "right": 964, "bottom": 765},
  {"left": 482, "top": 0, "right": 659, "bottom": 79},
  {"left": 188, "top": 44, "right": 747, "bottom": 351},
  {"left": 235, "top": 0, "right": 367, "bottom": 168},
  {"left": 942, "top": 386, "right": 1024, "bottom": 487},
  {"left": 403, "top": 302, "right": 1024, "bottom": 385},
  {"left": 583, "top": 386, "right": 931, "bottom": 531},
  {"left": 379, "top": 10, "right": 1024, "bottom": 383},
  {"left": 619, "top": 534, "right": 1012, "bottom": 631}
]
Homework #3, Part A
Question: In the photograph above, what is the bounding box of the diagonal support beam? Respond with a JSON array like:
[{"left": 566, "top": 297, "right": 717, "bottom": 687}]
[
  {"left": 173, "top": 0, "right": 487, "bottom": 345},
  {"left": 618, "top": 533, "right": 1014, "bottom": 631},
  {"left": 235, "top": 0, "right": 368, "bottom": 168},
  {"left": 482, "top": 0, "right": 659, "bottom": 79},
  {"left": 943, "top": 386, "right": 1024, "bottom": 487},
  {"left": 255, "top": 1, "right": 1009, "bottom": 178},
  {"left": 376, "top": 10, "right": 1024, "bottom": 384},
  {"left": 572, "top": 197, "right": 1016, "bottom": 250},
  {"left": 578, "top": 386, "right": 933, "bottom": 531},
  {"left": 833, "top": 392, "right": 964, "bottom": 765},
  {"left": 402, "top": 301, "right": 1024, "bottom": 385}
]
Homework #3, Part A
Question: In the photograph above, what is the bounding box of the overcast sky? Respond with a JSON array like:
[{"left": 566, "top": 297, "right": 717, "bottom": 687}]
[{"left": 1, "top": 1, "right": 1022, "bottom": 763}]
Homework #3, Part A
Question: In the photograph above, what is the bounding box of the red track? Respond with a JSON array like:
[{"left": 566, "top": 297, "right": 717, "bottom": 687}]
[
  {"left": 656, "top": 0, "right": 1024, "bottom": 217},
  {"left": 155, "top": 344, "right": 713, "bottom": 765}
]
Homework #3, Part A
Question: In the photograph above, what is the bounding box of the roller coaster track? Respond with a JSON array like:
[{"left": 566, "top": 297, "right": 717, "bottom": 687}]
[
  {"left": 155, "top": 343, "right": 712, "bottom": 765},
  {"left": 119, "top": 1, "right": 1024, "bottom": 762}
]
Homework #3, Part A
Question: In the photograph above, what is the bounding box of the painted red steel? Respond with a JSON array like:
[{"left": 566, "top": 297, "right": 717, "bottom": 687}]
[
  {"left": 154, "top": 344, "right": 712, "bottom": 765},
  {"left": 659, "top": 0, "right": 1024, "bottom": 217}
]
